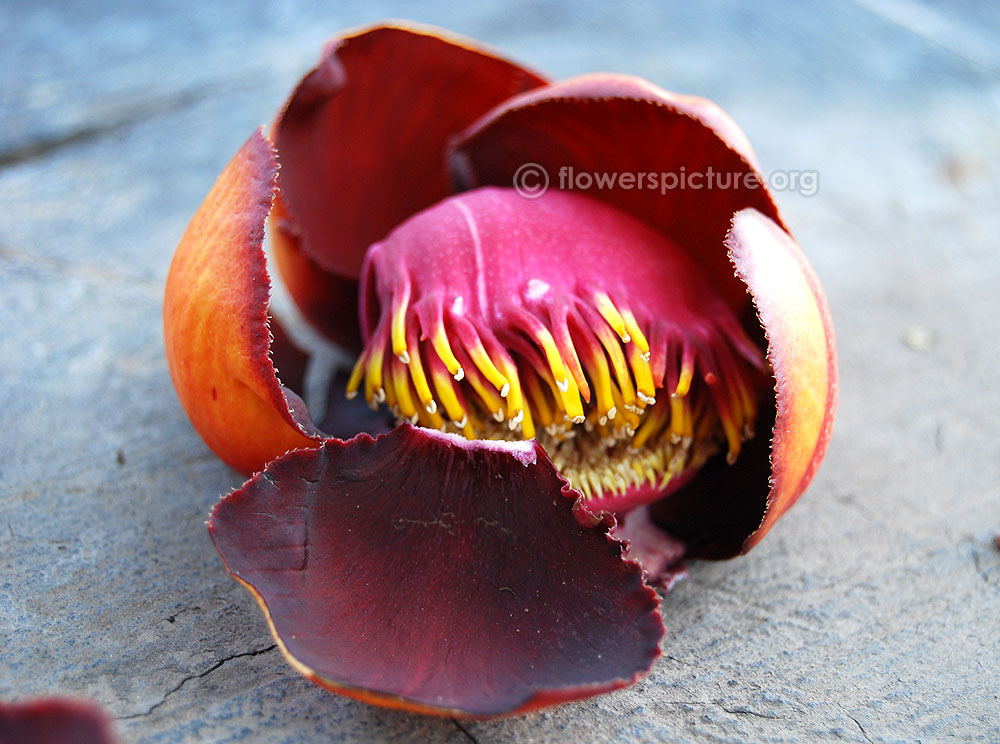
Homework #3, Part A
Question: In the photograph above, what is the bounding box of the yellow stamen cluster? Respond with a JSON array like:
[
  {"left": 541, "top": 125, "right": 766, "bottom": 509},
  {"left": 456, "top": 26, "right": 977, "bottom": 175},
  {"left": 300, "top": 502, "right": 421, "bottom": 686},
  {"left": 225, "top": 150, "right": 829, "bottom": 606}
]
[{"left": 347, "top": 288, "right": 762, "bottom": 503}]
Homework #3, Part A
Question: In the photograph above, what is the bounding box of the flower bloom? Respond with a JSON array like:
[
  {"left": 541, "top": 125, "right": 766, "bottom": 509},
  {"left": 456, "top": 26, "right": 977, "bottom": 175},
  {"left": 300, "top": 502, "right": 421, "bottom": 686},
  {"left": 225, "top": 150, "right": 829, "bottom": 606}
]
[{"left": 164, "top": 22, "right": 837, "bottom": 717}]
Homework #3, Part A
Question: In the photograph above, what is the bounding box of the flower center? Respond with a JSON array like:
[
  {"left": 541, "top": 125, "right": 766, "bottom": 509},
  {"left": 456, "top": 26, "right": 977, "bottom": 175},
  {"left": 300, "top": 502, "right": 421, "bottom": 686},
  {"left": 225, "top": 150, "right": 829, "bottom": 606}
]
[{"left": 346, "top": 187, "right": 765, "bottom": 510}]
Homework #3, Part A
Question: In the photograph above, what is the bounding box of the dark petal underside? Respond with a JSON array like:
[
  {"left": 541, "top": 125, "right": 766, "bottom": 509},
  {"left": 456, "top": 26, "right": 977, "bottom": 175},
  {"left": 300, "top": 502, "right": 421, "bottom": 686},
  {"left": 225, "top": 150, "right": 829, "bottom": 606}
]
[
  {"left": 209, "top": 425, "right": 663, "bottom": 717},
  {"left": 0, "top": 698, "right": 117, "bottom": 744}
]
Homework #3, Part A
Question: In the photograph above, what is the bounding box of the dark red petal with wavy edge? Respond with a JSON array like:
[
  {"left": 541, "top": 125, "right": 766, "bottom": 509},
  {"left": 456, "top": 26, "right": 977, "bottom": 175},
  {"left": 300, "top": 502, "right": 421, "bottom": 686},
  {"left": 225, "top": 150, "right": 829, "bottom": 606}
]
[
  {"left": 651, "top": 209, "right": 837, "bottom": 558},
  {"left": 274, "top": 22, "right": 547, "bottom": 285},
  {"left": 0, "top": 698, "right": 117, "bottom": 744},
  {"left": 451, "top": 73, "right": 783, "bottom": 309},
  {"left": 208, "top": 425, "right": 663, "bottom": 717}
]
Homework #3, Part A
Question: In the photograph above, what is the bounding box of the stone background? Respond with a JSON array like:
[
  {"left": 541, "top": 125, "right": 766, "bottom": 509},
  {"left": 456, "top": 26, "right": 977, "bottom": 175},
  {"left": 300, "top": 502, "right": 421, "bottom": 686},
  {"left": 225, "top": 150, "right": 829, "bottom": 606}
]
[{"left": 1, "top": 1, "right": 998, "bottom": 742}]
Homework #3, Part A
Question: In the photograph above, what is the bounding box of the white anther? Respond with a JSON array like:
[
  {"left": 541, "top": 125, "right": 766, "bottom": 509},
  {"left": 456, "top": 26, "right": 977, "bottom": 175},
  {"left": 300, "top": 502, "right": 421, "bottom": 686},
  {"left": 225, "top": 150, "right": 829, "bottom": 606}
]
[
  {"left": 374, "top": 388, "right": 386, "bottom": 403},
  {"left": 454, "top": 367, "right": 465, "bottom": 382},
  {"left": 598, "top": 416, "right": 607, "bottom": 426},
  {"left": 607, "top": 406, "right": 617, "bottom": 420},
  {"left": 621, "top": 333, "right": 631, "bottom": 343},
  {"left": 640, "top": 351, "right": 651, "bottom": 362},
  {"left": 397, "top": 351, "right": 410, "bottom": 365},
  {"left": 509, "top": 410, "right": 524, "bottom": 429},
  {"left": 572, "top": 415, "right": 586, "bottom": 425},
  {"left": 493, "top": 408, "right": 505, "bottom": 422},
  {"left": 557, "top": 378, "right": 569, "bottom": 393},
  {"left": 345, "top": 390, "right": 357, "bottom": 400},
  {"left": 409, "top": 413, "right": 419, "bottom": 425},
  {"left": 500, "top": 382, "right": 510, "bottom": 398},
  {"left": 425, "top": 400, "right": 437, "bottom": 415}
]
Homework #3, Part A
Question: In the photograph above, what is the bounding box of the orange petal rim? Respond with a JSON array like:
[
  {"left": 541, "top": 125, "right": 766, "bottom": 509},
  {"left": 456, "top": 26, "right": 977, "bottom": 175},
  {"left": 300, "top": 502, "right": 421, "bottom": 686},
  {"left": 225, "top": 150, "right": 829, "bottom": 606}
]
[
  {"left": 163, "top": 130, "right": 319, "bottom": 475},
  {"left": 273, "top": 22, "right": 547, "bottom": 284},
  {"left": 208, "top": 425, "right": 664, "bottom": 717},
  {"left": 0, "top": 698, "right": 118, "bottom": 744},
  {"left": 650, "top": 209, "right": 837, "bottom": 557},
  {"left": 451, "top": 72, "right": 783, "bottom": 309},
  {"left": 728, "top": 209, "right": 838, "bottom": 551}
]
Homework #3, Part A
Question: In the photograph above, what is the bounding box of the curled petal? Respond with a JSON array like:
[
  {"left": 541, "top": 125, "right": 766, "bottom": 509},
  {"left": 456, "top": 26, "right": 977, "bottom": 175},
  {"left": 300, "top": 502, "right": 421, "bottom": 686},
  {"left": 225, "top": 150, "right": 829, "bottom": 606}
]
[
  {"left": 274, "top": 22, "right": 547, "bottom": 284},
  {"left": 451, "top": 73, "right": 782, "bottom": 308},
  {"left": 651, "top": 209, "right": 837, "bottom": 557},
  {"left": 208, "top": 425, "right": 664, "bottom": 717},
  {"left": 0, "top": 698, "right": 117, "bottom": 744},
  {"left": 163, "top": 131, "right": 319, "bottom": 475}
]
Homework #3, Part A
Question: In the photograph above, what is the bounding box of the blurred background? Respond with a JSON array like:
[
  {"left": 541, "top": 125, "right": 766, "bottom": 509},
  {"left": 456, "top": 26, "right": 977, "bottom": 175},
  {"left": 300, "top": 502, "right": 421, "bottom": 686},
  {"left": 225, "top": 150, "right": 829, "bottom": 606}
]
[{"left": 1, "top": 2, "right": 998, "bottom": 742}]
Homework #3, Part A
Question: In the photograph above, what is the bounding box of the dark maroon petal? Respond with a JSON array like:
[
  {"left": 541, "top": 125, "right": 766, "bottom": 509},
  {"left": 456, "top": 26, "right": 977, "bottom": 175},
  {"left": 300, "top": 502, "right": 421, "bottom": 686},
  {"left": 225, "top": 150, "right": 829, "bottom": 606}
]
[
  {"left": 274, "top": 23, "right": 547, "bottom": 283},
  {"left": 0, "top": 698, "right": 117, "bottom": 744},
  {"left": 208, "top": 425, "right": 663, "bottom": 717},
  {"left": 269, "top": 194, "right": 364, "bottom": 351},
  {"left": 451, "top": 73, "right": 783, "bottom": 309}
]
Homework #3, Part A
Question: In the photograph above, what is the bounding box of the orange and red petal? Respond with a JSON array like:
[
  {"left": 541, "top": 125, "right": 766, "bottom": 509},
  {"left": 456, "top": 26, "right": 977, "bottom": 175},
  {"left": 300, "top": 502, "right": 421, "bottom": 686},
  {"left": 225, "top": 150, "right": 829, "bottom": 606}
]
[
  {"left": 650, "top": 209, "right": 837, "bottom": 558},
  {"left": 273, "top": 22, "right": 547, "bottom": 285},
  {"left": 163, "top": 131, "right": 319, "bottom": 476},
  {"left": 451, "top": 73, "right": 783, "bottom": 309},
  {"left": 208, "top": 425, "right": 664, "bottom": 717},
  {"left": 727, "top": 209, "right": 838, "bottom": 551},
  {"left": 0, "top": 698, "right": 117, "bottom": 744}
]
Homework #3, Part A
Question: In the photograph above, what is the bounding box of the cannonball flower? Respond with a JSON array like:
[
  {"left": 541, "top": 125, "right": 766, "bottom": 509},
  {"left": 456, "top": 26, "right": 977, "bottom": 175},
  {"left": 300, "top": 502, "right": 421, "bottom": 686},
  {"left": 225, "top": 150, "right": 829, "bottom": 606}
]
[{"left": 163, "top": 22, "right": 837, "bottom": 717}]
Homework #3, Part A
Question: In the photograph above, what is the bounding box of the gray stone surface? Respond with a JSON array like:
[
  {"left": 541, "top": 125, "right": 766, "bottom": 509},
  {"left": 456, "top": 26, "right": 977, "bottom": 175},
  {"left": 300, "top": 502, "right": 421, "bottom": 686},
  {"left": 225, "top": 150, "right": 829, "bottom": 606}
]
[{"left": 1, "top": 1, "right": 998, "bottom": 742}]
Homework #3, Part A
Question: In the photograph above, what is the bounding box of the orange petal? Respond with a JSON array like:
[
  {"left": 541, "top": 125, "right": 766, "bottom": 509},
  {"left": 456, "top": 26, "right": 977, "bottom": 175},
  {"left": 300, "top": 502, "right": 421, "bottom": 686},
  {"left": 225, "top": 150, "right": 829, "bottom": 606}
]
[
  {"left": 451, "top": 73, "right": 782, "bottom": 309},
  {"left": 163, "top": 131, "right": 319, "bottom": 475},
  {"left": 274, "top": 22, "right": 547, "bottom": 283},
  {"left": 729, "top": 209, "right": 838, "bottom": 551},
  {"left": 648, "top": 210, "right": 836, "bottom": 558}
]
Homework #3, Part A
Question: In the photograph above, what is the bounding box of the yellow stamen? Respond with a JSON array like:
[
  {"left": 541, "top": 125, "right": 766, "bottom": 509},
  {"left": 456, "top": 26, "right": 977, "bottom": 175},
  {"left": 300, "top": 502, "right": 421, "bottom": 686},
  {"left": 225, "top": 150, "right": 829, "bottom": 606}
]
[
  {"left": 675, "top": 345, "right": 695, "bottom": 398},
  {"left": 594, "top": 291, "right": 630, "bottom": 343},
  {"left": 431, "top": 326, "right": 464, "bottom": 380},
  {"left": 628, "top": 344, "right": 656, "bottom": 406},
  {"left": 390, "top": 281, "right": 411, "bottom": 364},
  {"left": 621, "top": 308, "right": 650, "bottom": 355}
]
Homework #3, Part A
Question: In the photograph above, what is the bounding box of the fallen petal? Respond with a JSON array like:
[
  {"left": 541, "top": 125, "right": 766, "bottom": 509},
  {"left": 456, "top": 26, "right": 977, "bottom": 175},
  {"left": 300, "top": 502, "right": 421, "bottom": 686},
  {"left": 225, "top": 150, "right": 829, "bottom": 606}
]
[
  {"left": 0, "top": 698, "right": 117, "bottom": 744},
  {"left": 208, "top": 425, "right": 664, "bottom": 717}
]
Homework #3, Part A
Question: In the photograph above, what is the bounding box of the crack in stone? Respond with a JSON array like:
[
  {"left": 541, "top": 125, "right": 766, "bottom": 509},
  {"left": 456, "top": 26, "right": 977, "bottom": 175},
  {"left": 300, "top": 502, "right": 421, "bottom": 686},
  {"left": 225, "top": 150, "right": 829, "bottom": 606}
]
[
  {"left": 719, "top": 705, "right": 784, "bottom": 720},
  {"left": 847, "top": 713, "right": 875, "bottom": 744},
  {"left": 0, "top": 82, "right": 232, "bottom": 169},
  {"left": 116, "top": 645, "right": 277, "bottom": 720},
  {"left": 451, "top": 718, "right": 479, "bottom": 744}
]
